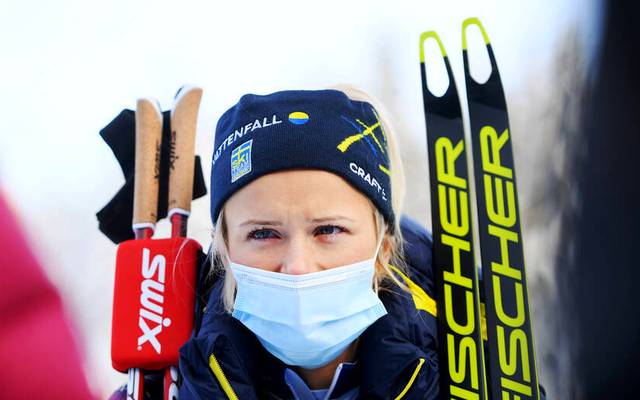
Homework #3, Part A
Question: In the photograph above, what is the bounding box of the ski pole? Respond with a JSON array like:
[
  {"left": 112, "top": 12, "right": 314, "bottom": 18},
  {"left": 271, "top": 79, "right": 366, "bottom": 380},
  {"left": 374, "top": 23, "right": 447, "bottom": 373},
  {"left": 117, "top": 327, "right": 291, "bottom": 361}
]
[
  {"left": 163, "top": 85, "right": 203, "bottom": 399},
  {"left": 130, "top": 98, "right": 164, "bottom": 400}
]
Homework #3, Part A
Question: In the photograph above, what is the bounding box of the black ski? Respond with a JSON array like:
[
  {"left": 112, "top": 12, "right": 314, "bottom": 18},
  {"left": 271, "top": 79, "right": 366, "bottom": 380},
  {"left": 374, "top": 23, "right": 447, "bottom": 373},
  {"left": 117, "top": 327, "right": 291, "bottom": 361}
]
[
  {"left": 461, "top": 17, "right": 540, "bottom": 400},
  {"left": 419, "top": 30, "right": 488, "bottom": 400}
]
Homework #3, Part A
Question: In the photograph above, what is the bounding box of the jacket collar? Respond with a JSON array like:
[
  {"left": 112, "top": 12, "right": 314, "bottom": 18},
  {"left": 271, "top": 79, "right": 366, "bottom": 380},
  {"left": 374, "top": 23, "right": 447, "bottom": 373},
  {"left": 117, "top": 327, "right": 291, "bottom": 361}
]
[
  {"left": 357, "top": 287, "right": 424, "bottom": 396},
  {"left": 199, "top": 275, "right": 422, "bottom": 398},
  {"left": 199, "top": 279, "right": 293, "bottom": 398}
]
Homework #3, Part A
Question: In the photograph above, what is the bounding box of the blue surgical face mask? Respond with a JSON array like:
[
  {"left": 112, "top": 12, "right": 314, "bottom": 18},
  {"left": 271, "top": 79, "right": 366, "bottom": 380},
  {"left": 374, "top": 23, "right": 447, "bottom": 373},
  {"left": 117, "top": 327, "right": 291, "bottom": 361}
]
[{"left": 228, "top": 240, "right": 387, "bottom": 369}]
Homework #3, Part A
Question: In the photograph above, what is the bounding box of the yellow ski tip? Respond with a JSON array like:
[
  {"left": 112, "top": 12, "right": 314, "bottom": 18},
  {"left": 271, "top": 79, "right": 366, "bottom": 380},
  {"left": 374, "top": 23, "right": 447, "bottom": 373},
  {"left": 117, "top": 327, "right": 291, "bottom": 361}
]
[
  {"left": 462, "top": 17, "right": 491, "bottom": 50},
  {"left": 419, "top": 30, "right": 447, "bottom": 62}
]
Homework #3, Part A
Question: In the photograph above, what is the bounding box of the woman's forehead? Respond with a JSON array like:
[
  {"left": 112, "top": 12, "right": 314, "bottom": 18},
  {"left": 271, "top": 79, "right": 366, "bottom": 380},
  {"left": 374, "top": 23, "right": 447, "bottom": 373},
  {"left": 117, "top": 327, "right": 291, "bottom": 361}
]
[{"left": 224, "top": 170, "right": 374, "bottom": 222}]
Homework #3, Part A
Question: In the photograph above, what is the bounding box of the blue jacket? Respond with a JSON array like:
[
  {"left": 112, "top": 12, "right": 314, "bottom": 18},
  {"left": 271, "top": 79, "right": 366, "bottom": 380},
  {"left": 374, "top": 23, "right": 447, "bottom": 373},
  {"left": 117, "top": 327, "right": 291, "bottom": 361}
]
[{"left": 178, "top": 215, "right": 441, "bottom": 399}]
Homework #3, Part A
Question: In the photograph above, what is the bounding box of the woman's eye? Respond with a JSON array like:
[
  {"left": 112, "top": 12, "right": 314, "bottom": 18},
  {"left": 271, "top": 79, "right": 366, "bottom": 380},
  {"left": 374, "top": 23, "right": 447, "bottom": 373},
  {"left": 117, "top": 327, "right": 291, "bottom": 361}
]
[
  {"left": 247, "top": 229, "right": 278, "bottom": 240},
  {"left": 315, "top": 225, "right": 346, "bottom": 236}
]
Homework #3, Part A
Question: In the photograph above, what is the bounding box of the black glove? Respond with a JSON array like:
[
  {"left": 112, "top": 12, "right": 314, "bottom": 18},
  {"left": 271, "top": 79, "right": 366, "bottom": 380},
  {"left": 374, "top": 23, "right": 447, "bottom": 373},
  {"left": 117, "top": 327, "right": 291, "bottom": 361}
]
[{"left": 96, "top": 109, "right": 208, "bottom": 244}]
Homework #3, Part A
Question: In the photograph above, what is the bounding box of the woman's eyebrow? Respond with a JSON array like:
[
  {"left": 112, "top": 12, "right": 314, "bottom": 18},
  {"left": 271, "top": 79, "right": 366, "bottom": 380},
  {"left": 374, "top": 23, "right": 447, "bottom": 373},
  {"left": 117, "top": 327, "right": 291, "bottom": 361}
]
[
  {"left": 239, "top": 219, "right": 282, "bottom": 227},
  {"left": 309, "top": 216, "right": 355, "bottom": 223}
]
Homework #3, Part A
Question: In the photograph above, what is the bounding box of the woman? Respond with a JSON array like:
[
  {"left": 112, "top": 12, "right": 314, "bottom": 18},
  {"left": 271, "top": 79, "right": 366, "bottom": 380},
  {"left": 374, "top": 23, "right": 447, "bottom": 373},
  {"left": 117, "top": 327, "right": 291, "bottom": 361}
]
[{"left": 179, "top": 86, "right": 440, "bottom": 399}]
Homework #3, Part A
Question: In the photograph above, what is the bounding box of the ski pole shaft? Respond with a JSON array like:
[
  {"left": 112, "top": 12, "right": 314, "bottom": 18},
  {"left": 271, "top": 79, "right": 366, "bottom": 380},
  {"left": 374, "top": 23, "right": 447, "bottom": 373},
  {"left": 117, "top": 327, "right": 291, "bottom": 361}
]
[
  {"left": 163, "top": 85, "right": 203, "bottom": 400},
  {"left": 130, "top": 98, "right": 163, "bottom": 400}
]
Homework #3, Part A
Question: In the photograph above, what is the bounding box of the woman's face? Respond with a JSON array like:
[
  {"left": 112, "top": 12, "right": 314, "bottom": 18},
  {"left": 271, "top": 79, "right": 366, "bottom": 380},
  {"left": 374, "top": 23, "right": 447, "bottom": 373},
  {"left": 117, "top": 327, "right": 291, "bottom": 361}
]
[{"left": 224, "top": 169, "right": 379, "bottom": 274}]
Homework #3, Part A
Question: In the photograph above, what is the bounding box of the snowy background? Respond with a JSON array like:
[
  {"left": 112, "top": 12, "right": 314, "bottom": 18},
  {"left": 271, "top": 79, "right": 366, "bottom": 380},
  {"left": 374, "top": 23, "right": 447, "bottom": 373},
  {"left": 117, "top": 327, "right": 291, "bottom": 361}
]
[{"left": 0, "top": 0, "right": 602, "bottom": 398}]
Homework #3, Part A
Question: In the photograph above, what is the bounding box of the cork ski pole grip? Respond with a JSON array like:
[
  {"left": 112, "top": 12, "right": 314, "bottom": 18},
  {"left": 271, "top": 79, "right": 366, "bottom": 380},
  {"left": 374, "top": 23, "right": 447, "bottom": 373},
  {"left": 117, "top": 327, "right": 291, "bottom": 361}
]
[
  {"left": 132, "top": 98, "right": 163, "bottom": 232},
  {"left": 168, "top": 85, "right": 203, "bottom": 218}
]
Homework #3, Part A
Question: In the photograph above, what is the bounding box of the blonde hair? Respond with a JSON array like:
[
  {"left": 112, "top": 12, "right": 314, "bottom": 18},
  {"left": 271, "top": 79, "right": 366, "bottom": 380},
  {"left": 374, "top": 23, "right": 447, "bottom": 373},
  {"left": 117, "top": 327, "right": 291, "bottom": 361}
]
[{"left": 210, "top": 85, "right": 410, "bottom": 312}]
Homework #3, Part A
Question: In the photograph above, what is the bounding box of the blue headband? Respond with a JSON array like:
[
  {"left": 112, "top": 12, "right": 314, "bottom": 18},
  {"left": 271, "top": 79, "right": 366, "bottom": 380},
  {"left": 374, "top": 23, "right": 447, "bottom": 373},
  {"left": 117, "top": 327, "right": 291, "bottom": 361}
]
[{"left": 210, "top": 89, "right": 394, "bottom": 230}]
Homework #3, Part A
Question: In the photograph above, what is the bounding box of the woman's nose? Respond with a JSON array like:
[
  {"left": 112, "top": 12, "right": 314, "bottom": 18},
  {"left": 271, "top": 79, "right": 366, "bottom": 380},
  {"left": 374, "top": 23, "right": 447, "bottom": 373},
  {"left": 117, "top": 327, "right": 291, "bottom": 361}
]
[{"left": 280, "top": 236, "right": 318, "bottom": 275}]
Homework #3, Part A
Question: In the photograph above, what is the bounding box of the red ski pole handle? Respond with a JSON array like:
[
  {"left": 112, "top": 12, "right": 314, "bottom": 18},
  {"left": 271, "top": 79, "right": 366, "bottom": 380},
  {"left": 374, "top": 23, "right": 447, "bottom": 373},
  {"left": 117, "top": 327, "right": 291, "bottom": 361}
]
[{"left": 111, "top": 237, "right": 200, "bottom": 372}]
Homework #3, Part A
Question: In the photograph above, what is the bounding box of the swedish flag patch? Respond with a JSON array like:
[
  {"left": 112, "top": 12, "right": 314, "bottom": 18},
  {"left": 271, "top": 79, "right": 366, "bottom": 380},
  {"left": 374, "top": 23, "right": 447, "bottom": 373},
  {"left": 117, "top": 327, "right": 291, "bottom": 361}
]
[{"left": 231, "top": 140, "right": 252, "bottom": 182}]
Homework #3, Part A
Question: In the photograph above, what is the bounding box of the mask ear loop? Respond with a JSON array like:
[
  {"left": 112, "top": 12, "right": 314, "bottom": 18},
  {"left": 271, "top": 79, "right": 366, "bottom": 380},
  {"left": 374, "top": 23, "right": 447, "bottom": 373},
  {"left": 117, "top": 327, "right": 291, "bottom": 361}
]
[
  {"left": 223, "top": 251, "right": 232, "bottom": 266},
  {"left": 372, "top": 223, "right": 386, "bottom": 260},
  {"left": 370, "top": 223, "right": 387, "bottom": 294}
]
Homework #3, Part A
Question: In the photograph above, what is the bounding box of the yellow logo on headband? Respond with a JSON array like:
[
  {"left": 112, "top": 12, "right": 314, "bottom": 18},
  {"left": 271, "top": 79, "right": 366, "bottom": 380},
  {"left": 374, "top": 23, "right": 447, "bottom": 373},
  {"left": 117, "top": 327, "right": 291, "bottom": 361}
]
[
  {"left": 288, "top": 111, "right": 309, "bottom": 125},
  {"left": 337, "top": 109, "right": 390, "bottom": 176}
]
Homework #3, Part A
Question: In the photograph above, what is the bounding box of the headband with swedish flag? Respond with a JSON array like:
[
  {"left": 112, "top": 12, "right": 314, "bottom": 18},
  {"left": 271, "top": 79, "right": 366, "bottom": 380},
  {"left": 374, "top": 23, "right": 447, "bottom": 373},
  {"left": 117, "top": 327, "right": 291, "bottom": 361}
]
[{"left": 210, "top": 89, "right": 394, "bottom": 231}]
